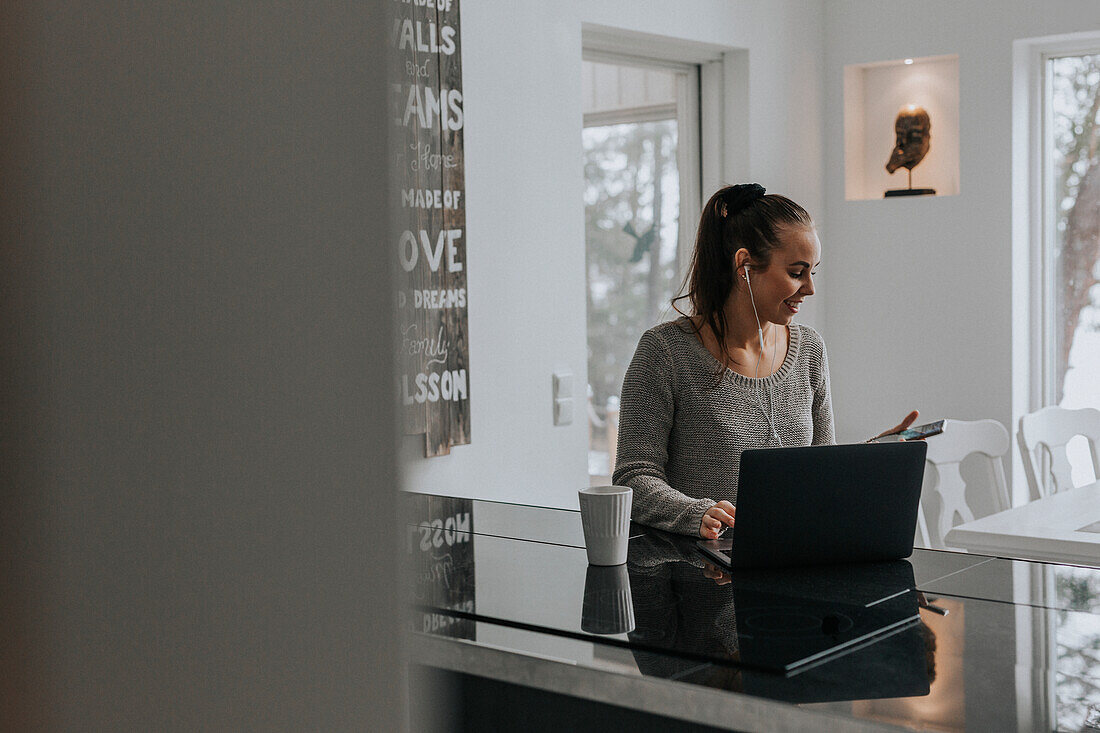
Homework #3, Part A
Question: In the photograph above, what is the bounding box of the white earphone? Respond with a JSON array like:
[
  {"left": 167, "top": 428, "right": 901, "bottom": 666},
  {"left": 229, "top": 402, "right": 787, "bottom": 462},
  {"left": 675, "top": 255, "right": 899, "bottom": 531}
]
[{"left": 742, "top": 264, "right": 783, "bottom": 446}]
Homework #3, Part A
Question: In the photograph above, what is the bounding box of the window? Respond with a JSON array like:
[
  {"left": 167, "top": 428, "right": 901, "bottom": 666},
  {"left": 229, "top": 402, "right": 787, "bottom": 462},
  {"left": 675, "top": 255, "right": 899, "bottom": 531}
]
[
  {"left": 1023, "top": 41, "right": 1100, "bottom": 731},
  {"left": 1041, "top": 51, "right": 1100, "bottom": 486},
  {"left": 582, "top": 56, "right": 700, "bottom": 485}
]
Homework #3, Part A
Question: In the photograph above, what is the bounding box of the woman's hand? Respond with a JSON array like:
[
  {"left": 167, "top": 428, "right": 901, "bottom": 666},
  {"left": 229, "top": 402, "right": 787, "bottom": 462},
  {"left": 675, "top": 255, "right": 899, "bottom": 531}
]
[
  {"left": 702, "top": 562, "right": 732, "bottom": 586},
  {"left": 700, "top": 500, "right": 736, "bottom": 540},
  {"left": 872, "top": 410, "right": 919, "bottom": 441}
]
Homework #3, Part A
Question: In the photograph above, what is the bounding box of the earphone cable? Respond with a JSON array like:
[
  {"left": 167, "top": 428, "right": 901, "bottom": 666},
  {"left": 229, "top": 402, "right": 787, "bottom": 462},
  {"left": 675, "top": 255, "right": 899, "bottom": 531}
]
[{"left": 744, "top": 269, "right": 783, "bottom": 446}]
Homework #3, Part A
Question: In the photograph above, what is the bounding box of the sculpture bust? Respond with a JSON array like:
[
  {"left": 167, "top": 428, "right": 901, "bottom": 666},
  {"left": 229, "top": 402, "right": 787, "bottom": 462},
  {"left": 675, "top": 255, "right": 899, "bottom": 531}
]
[
  {"left": 884, "top": 104, "right": 935, "bottom": 197},
  {"left": 886, "top": 105, "right": 931, "bottom": 174}
]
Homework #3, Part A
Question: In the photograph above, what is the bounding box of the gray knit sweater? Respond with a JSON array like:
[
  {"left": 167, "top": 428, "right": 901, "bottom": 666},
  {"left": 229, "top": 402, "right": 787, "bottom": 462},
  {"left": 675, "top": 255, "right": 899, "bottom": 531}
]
[{"left": 612, "top": 318, "right": 835, "bottom": 537}]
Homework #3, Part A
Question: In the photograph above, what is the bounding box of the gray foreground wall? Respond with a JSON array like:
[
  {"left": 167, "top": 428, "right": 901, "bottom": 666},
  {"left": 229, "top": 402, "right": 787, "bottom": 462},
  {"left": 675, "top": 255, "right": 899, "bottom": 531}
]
[{"left": 1, "top": 3, "right": 401, "bottom": 729}]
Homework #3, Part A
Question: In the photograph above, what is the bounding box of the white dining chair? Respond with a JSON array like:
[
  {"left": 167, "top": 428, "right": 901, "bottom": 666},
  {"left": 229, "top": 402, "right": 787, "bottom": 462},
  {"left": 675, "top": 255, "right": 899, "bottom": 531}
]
[
  {"left": 918, "top": 418, "right": 1011, "bottom": 549},
  {"left": 1017, "top": 406, "right": 1100, "bottom": 501}
]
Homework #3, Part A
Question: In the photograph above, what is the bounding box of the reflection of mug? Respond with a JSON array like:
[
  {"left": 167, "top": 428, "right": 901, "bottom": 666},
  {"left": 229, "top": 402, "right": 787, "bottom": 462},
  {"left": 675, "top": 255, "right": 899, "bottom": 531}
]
[{"left": 581, "top": 564, "right": 635, "bottom": 635}]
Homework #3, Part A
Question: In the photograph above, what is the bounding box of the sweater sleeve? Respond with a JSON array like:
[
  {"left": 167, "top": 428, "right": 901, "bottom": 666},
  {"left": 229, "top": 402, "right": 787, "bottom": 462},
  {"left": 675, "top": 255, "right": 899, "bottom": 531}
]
[
  {"left": 613, "top": 330, "right": 716, "bottom": 536},
  {"left": 812, "top": 335, "right": 836, "bottom": 446}
]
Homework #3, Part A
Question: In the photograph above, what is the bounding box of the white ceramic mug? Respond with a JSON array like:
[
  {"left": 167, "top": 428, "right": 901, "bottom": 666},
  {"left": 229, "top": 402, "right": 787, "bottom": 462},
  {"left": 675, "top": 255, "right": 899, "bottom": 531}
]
[{"left": 578, "top": 485, "right": 632, "bottom": 566}]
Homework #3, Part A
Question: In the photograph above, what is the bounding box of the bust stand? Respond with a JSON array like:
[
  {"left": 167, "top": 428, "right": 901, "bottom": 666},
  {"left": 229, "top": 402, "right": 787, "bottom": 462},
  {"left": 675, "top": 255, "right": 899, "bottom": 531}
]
[{"left": 885, "top": 168, "right": 935, "bottom": 197}]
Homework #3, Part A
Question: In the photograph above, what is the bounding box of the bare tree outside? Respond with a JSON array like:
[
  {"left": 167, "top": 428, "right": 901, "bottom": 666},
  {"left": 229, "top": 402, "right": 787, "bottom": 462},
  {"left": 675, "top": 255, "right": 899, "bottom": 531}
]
[
  {"left": 584, "top": 120, "right": 680, "bottom": 481},
  {"left": 1048, "top": 53, "right": 1100, "bottom": 731},
  {"left": 1050, "top": 55, "right": 1100, "bottom": 405}
]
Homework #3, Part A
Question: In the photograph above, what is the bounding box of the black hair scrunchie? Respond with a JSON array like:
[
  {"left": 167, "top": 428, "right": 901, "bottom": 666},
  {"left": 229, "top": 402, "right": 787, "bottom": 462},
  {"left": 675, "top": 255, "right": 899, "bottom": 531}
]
[{"left": 721, "top": 183, "right": 766, "bottom": 218}]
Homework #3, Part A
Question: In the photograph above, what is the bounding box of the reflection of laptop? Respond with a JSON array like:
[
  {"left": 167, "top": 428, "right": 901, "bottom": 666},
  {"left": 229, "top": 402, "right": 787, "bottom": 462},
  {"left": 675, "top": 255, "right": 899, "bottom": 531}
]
[{"left": 697, "top": 442, "right": 927, "bottom": 569}]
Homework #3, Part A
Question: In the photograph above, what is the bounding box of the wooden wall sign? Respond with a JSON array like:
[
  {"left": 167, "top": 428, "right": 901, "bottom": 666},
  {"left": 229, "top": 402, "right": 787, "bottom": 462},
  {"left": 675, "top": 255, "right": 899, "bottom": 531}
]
[{"left": 392, "top": 0, "right": 470, "bottom": 457}]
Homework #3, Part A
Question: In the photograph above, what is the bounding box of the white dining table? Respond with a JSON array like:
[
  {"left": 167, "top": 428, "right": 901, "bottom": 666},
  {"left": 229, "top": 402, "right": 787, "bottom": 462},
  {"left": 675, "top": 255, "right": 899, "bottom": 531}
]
[{"left": 944, "top": 480, "right": 1100, "bottom": 567}]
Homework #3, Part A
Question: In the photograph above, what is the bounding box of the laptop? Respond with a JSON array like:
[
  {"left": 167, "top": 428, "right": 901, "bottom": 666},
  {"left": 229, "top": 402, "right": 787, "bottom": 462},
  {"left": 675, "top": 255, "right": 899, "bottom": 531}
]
[{"left": 697, "top": 442, "right": 927, "bottom": 569}]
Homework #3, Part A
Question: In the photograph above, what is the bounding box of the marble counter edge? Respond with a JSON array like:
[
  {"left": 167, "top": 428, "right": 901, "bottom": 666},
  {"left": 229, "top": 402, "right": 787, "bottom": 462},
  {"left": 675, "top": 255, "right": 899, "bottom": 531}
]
[{"left": 408, "top": 632, "right": 915, "bottom": 733}]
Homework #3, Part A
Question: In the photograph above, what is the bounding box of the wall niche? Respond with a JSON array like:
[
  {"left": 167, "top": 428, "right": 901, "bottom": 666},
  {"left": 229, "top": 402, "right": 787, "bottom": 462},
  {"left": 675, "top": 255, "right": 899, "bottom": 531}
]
[{"left": 844, "top": 54, "right": 959, "bottom": 201}]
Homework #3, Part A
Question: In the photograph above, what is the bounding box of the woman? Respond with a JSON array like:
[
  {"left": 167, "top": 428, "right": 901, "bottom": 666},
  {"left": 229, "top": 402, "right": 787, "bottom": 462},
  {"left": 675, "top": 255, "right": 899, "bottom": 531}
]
[{"left": 612, "top": 183, "right": 916, "bottom": 540}]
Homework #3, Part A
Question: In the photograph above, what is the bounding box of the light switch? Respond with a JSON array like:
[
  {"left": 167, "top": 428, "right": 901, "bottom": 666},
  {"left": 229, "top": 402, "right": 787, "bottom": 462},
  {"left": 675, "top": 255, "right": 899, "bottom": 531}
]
[
  {"left": 554, "top": 397, "right": 573, "bottom": 426},
  {"left": 553, "top": 371, "right": 573, "bottom": 400}
]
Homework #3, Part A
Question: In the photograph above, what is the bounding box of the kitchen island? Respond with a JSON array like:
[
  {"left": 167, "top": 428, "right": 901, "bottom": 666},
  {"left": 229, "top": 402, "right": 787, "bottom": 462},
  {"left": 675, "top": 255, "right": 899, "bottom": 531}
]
[{"left": 406, "top": 493, "right": 1100, "bottom": 732}]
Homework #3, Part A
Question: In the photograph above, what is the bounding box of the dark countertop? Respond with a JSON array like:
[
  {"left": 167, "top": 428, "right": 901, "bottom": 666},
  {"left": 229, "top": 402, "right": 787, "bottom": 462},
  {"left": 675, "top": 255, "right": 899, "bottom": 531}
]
[{"left": 406, "top": 493, "right": 1100, "bottom": 732}]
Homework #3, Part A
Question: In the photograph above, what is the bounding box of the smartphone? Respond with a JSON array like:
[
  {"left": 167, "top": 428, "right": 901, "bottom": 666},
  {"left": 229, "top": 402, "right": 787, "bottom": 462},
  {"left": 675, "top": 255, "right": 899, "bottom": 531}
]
[{"left": 873, "top": 419, "right": 945, "bottom": 442}]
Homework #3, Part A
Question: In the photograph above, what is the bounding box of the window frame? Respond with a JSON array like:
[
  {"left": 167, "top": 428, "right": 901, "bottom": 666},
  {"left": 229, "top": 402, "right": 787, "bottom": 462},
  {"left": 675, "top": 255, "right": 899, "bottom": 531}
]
[
  {"left": 1012, "top": 32, "right": 1100, "bottom": 733},
  {"left": 580, "top": 51, "right": 702, "bottom": 484},
  {"left": 1037, "top": 43, "right": 1100, "bottom": 406},
  {"left": 581, "top": 25, "right": 733, "bottom": 274},
  {"left": 581, "top": 50, "right": 702, "bottom": 281},
  {"left": 1013, "top": 32, "right": 1100, "bottom": 504}
]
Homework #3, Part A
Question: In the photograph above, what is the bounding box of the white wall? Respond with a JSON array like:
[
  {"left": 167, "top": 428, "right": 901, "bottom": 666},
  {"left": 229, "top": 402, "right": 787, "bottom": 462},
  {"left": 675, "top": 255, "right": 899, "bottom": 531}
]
[
  {"left": 402, "top": 0, "right": 827, "bottom": 508},
  {"left": 822, "top": 1, "right": 1100, "bottom": 503}
]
